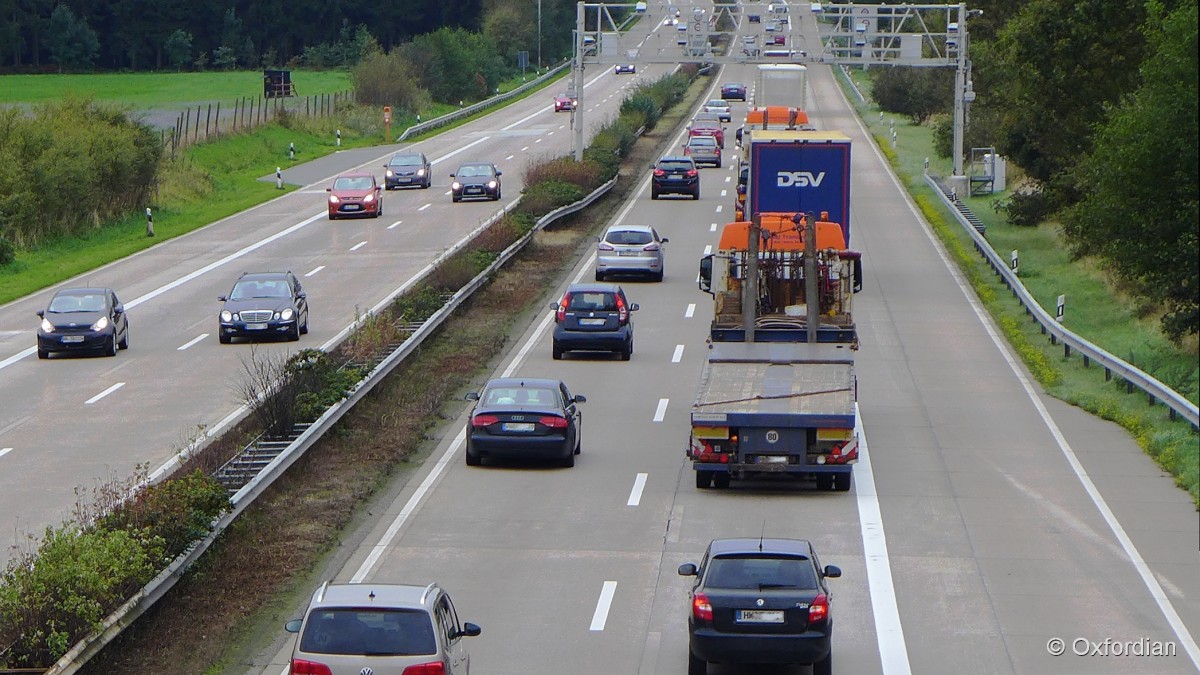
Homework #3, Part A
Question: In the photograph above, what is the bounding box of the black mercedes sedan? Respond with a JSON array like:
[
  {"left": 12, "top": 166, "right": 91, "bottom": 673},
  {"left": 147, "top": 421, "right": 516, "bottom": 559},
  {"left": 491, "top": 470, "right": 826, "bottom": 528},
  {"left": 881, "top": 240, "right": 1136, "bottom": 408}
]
[
  {"left": 218, "top": 271, "right": 308, "bottom": 343},
  {"left": 450, "top": 162, "right": 502, "bottom": 202},
  {"left": 463, "top": 378, "right": 585, "bottom": 467},
  {"left": 37, "top": 287, "right": 130, "bottom": 358},
  {"left": 678, "top": 538, "right": 841, "bottom": 675}
]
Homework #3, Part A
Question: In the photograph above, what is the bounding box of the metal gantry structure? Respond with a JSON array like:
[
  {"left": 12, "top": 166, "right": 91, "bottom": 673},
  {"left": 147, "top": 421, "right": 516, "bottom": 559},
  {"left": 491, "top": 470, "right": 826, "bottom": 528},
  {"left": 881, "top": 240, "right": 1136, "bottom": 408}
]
[{"left": 570, "top": 1, "right": 979, "bottom": 178}]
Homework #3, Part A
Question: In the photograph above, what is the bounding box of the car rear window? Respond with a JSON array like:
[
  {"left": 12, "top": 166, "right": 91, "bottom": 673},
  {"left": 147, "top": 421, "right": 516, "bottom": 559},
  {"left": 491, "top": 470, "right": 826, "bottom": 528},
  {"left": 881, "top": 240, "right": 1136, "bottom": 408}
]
[
  {"left": 705, "top": 555, "right": 818, "bottom": 589},
  {"left": 606, "top": 230, "right": 654, "bottom": 245},
  {"left": 300, "top": 608, "right": 436, "bottom": 656},
  {"left": 689, "top": 137, "right": 718, "bottom": 147},
  {"left": 484, "top": 387, "right": 559, "bottom": 406},
  {"left": 658, "top": 161, "right": 694, "bottom": 171},
  {"left": 707, "top": 100, "right": 727, "bottom": 107},
  {"left": 567, "top": 292, "right": 618, "bottom": 311}
]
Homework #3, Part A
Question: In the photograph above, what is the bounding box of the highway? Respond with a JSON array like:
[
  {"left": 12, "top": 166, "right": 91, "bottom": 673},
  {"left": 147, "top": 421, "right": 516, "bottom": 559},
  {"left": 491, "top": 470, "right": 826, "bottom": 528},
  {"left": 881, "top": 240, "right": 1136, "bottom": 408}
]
[
  {"left": 0, "top": 20, "right": 676, "bottom": 561},
  {"left": 252, "top": 4, "right": 1199, "bottom": 674}
]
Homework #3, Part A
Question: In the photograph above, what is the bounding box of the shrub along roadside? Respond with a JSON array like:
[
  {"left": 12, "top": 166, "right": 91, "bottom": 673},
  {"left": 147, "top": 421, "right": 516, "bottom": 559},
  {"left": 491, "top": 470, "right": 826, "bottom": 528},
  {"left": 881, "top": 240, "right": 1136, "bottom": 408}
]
[{"left": 0, "top": 68, "right": 701, "bottom": 671}]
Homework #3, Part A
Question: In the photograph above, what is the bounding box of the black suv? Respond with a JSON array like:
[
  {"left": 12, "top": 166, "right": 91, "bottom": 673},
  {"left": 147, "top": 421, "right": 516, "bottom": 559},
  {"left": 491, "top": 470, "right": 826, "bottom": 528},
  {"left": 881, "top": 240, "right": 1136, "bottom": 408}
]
[
  {"left": 218, "top": 271, "right": 309, "bottom": 343},
  {"left": 678, "top": 538, "right": 841, "bottom": 675},
  {"left": 651, "top": 156, "right": 700, "bottom": 200},
  {"left": 383, "top": 151, "right": 432, "bottom": 189},
  {"left": 450, "top": 162, "right": 502, "bottom": 202},
  {"left": 549, "top": 283, "right": 638, "bottom": 360}
]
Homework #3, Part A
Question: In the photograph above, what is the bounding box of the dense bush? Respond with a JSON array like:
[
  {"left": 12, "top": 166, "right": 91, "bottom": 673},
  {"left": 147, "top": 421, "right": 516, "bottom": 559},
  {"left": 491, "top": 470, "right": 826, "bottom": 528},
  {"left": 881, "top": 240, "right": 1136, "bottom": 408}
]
[
  {"left": 0, "top": 234, "right": 14, "bottom": 265},
  {"left": 397, "top": 27, "right": 506, "bottom": 104},
  {"left": 352, "top": 48, "right": 432, "bottom": 114},
  {"left": 517, "top": 180, "right": 589, "bottom": 216},
  {"left": 97, "top": 471, "right": 230, "bottom": 558}
]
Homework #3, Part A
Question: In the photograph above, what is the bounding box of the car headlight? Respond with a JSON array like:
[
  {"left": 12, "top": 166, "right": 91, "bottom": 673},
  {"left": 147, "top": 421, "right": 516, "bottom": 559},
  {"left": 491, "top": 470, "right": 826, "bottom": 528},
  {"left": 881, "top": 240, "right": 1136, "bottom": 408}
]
[
  {"left": 416, "top": 168, "right": 426, "bottom": 176},
  {"left": 280, "top": 308, "right": 294, "bottom": 321},
  {"left": 364, "top": 193, "right": 375, "bottom": 202},
  {"left": 91, "top": 316, "right": 108, "bottom": 331},
  {"left": 452, "top": 182, "right": 462, "bottom": 191},
  {"left": 386, "top": 170, "right": 395, "bottom": 177},
  {"left": 40, "top": 318, "right": 55, "bottom": 333},
  {"left": 487, "top": 180, "right": 498, "bottom": 189},
  {"left": 220, "top": 310, "right": 233, "bottom": 322},
  {"left": 329, "top": 194, "right": 340, "bottom": 203}
]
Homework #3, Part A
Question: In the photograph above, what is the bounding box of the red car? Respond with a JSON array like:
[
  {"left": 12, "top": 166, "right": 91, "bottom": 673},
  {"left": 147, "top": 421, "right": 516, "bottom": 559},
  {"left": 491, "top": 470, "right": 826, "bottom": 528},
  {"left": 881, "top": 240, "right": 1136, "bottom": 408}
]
[
  {"left": 326, "top": 172, "right": 383, "bottom": 220},
  {"left": 554, "top": 92, "right": 577, "bottom": 112},
  {"left": 689, "top": 119, "right": 726, "bottom": 149},
  {"left": 772, "top": 34, "right": 787, "bottom": 45}
]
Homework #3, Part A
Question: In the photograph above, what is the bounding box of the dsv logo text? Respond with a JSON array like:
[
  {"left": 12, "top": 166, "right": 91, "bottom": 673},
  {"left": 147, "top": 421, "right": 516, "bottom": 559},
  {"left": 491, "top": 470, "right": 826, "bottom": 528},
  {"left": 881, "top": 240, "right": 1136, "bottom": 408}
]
[{"left": 776, "top": 171, "right": 826, "bottom": 187}]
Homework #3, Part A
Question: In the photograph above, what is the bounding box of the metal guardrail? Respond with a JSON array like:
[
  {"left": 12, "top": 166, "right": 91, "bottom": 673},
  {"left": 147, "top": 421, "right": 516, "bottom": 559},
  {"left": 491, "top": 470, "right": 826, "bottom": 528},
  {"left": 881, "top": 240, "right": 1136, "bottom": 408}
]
[
  {"left": 396, "top": 62, "right": 570, "bottom": 142},
  {"left": 925, "top": 172, "right": 1199, "bottom": 429},
  {"left": 44, "top": 176, "right": 617, "bottom": 674}
]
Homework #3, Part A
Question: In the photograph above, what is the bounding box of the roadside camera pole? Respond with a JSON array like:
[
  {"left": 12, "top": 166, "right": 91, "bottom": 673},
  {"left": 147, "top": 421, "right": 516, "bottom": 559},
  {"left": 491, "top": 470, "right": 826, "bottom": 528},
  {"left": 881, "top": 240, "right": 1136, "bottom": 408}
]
[{"left": 572, "top": 2, "right": 586, "bottom": 161}]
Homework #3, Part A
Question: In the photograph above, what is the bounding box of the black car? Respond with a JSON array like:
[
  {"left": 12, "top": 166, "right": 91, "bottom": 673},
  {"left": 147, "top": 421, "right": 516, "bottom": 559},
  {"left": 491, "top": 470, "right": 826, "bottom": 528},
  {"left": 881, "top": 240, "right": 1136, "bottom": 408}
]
[
  {"left": 218, "top": 271, "right": 309, "bottom": 343},
  {"left": 651, "top": 156, "right": 700, "bottom": 200},
  {"left": 550, "top": 283, "right": 638, "bottom": 360},
  {"left": 450, "top": 162, "right": 502, "bottom": 202},
  {"left": 720, "top": 82, "right": 747, "bottom": 101},
  {"left": 679, "top": 538, "right": 841, "bottom": 675},
  {"left": 36, "top": 287, "right": 129, "bottom": 358},
  {"left": 464, "top": 378, "right": 586, "bottom": 467},
  {"left": 383, "top": 151, "right": 432, "bottom": 189}
]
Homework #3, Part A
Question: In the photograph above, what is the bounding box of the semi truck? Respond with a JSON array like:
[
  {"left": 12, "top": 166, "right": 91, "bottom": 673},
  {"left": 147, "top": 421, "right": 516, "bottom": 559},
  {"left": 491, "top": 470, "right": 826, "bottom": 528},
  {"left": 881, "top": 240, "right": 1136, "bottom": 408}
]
[
  {"left": 754, "top": 63, "right": 807, "bottom": 109},
  {"left": 746, "top": 130, "right": 852, "bottom": 244}
]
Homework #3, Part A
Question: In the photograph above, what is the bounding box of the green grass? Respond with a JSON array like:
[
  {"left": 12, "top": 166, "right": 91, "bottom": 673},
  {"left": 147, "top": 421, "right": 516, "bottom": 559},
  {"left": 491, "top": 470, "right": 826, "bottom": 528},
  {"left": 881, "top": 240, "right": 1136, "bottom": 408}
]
[
  {"left": 838, "top": 67, "right": 1200, "bottom": 504},
  {"left": 0, "top": 70, "right": 353, "bottom": 107}
]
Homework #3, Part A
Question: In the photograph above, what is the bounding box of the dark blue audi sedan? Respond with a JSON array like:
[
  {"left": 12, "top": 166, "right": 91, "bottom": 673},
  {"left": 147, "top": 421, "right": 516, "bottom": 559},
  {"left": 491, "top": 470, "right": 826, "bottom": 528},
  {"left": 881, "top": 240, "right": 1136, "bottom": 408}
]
[{"left": 464, "top": 378, "right": 586, "bottom": 468}]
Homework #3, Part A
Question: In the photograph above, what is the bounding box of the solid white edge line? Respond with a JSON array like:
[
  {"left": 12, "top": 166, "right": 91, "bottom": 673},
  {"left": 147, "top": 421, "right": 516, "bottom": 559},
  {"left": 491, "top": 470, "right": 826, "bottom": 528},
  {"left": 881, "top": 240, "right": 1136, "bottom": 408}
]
[
  {"left": 305, "top": 265, "right": 325, "bottom": 276},
  {"left": 177, "top": 334, "right": 208, "bottom": 351},
  {"left": 653, "top": 398, "right": 668, "bottom": 422},
  {"left": 0, "top": 448, "right": 12, "bottom": 458},
  {"left": 84, "top": 382, "right": 125, "bottom": 405},
  {"left": 589, "top": 581, "right": 618, "bottom": 630},
  {"left": 349, "top": 241, "right": 367, "bottom": 252},
  {"left": 672, "top": 345, "right": 684, "bottom": 363},
  {"left": 685, "top": 303, "right": 696, "bottom": 318},
  {"left": 627, "top": 473, "right": 648, "bottom": 506},
  {"left": 840, "top": 64, "right": 1200, "bottom": 669},
  {"left": 855, "top": 404, "right": 912, "bottom": 674}
]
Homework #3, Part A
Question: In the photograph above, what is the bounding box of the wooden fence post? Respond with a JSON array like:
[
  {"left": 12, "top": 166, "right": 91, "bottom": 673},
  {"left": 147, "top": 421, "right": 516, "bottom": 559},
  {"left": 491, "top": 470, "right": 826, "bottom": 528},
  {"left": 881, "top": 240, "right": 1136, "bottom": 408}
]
[{"left": 205, "top": 104, "right": 212, "bottom": 139}]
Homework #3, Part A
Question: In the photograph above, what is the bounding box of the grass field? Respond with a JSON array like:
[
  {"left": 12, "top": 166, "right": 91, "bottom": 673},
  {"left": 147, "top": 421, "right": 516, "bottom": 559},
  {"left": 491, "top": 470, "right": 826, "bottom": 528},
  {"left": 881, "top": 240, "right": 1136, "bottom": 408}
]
[
  {"left": 838, "top": 67, "right": 1199, "bottom": 503},
  {"left": 0, "top": 70, "right": 354, "bottom": 107}
]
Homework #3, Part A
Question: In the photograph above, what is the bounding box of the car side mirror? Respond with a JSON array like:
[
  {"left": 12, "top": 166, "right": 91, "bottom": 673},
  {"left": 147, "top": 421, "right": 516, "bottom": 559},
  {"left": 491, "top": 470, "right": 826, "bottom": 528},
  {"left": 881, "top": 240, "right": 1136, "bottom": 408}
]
[
  {"left": 325, "top": 187, "right": 332, "bottom": 192},
  {"left": 660, "top": 237, "right": 669, "bottom": 244},
  {"left": 36, "top": 310, "right": 45, "bottom": 318},
  {"left": 823, "top": 564, "right": 842, "bottom": 578},
  {"left": 457, "top": 622, "right": 482, "bottom": 638},
  {"left": 449, "top": 174, "right": 456, "bottom": 178},
  {"left": 549, "top": 302, "right": 560, "bottom": 311},
  {"left": 698, "top": 254, "right": 714, "bottom": 295},
  {"left": 284, "top": 619, "right": 302, "bottom": 633},
  {"left": 296, "top": 292, "right": 306, "bottom": 300},
  {"left": 573, "top": 394, "right": 587, "bottom": 404},
  {"left": 496, "top": 171, "right": 502, "bottom": 176},
  {"left": 629, "top": 303, "right": 640, "bottom": 311},
  {"left": 465, "top": 392, "right": 480, "bottom": 401},
  {"left": 678, "top": 563, "right": 698, "bottom": 576},
  {"left": 218, "top": 295, "right": 228, "bottom": 302},
  {"left": 113, "top": 304, "right": 124, "bottom": 314}
]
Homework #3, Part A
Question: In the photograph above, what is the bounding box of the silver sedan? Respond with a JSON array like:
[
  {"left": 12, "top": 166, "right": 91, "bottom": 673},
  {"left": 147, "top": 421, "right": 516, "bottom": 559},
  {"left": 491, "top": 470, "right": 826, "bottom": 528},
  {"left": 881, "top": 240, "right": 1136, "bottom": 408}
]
[{"left": 595, "top": 224, "right": 668, "bottom": 282}]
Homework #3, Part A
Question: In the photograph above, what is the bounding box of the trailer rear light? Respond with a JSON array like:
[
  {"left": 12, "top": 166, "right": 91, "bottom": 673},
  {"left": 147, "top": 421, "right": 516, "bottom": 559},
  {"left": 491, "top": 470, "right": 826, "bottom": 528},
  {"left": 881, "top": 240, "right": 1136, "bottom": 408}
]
[
  {"left": 555, "top": 293, "right": 571, "bottom": 322},
  {"left": 401, "top": 663, "right": 447, "bottom": 675},
  {"left": 471, "top": 415, "right": 499, "bottom": 427},
  {"left": 291, "top": 660, "right": 334, "bottom": 675},
  {"left": 692, "top": 592, "right": 713, "bottom": 621},
  {"left": 539, "top": 415, "right": 569, "bottom": 428},
  {"left": 808, "top": 593, "right": 829, "bottom": 623}
]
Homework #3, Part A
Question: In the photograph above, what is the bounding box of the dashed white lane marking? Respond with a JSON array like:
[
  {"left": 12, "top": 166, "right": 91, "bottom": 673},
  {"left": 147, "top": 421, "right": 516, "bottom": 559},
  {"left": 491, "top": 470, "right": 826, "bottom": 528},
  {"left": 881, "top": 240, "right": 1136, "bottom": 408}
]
[
  {"left": 721, "top": 189, "right": 727, "bottom": 197},
  {"left": 521, "top": 146, "right": 530, "bottom": 152},
  {"left": 653, "top": 398, "right": 668, "bottom": 422},
  {"left": 0, "top": 448, "right": 12, "bottom": 458},
  {"left": 672, "top": 345, "right": 684, "bottom": 363},
  {"left": 715, "top": 204, "right": 723, "bottom": 213},
  {"left": 627, "top": 473, "right": 648, "bottom": 506},
  {"left": 535, "top": 138, "right": 543, "bottom": 143},
  {"left": 85, "top": 382, "right": 125, "bottom": 405},
  {"left": 710, "top": 222, "right": 718, "bottom": 232},
  {"left": 505, "top": 155, "right": 515, "bottom": 160},
  {"left": 418, "top": 203, "right": 432, "bottom": 211},
  {"left": 177, "top": 334, "right": 208, "bottom": 351},
  {"left": 388, "top": 220, "right": 402, "bottom": 230},
  {"left": 350, "top": 241, "right": 367, "bottom": 252},
  {"left": 704, "top": 245, "right": 712, "bottom": 255},
  {"left": 305, "top": 265, "right": 325, "bottom": 277},
  {"left": 725, "top": 176, "right": 731, "bottom": 182},
  {"left": 685, "top": 303, "right": 696, "bottom": 318},
  {"left": 548, "top": 131, "right": 555, "bottom": 136},
  {"left": 590, "top": 581, "right": 618, "bottom": 630}
]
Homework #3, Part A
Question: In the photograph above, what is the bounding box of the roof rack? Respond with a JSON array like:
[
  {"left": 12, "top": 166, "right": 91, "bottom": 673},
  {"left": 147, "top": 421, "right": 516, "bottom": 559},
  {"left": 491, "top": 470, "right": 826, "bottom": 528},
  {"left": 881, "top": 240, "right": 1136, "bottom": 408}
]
[{"left": 420, "top": 582, "right": 438, "bottom": 605}]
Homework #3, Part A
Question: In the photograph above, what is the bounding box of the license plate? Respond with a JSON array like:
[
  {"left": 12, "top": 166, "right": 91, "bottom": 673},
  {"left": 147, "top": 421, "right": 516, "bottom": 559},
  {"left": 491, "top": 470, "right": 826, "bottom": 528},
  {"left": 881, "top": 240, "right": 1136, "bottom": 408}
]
[
  {"left": 737, "top": 610, "right": 784, "bottom": 623},
  {"left": 245, "top": 323, "right": 268, "bottom": 330},
  {"left": 757, "top": 455, "right": 789, "bottom": 464},
  {"left": 618, "top": 251, "right": 640, "bottom": 257},
  {"left": 579, "top": 318, "right": 606, "bottom": 326},
  {"left": 669, "top": 175, "right": 683, "bottom": 180},
  {"left": 466, "top": 188, "right": 482, "bottom": 194},
  {"left": 502, "top": 422, "right": 535, "bottom": 432},
  {"left": 62, "top": 335, "right": 84, "bottom": 343},
  {"left": 343, "top": 204, "right": 361, "bottom": 210}
]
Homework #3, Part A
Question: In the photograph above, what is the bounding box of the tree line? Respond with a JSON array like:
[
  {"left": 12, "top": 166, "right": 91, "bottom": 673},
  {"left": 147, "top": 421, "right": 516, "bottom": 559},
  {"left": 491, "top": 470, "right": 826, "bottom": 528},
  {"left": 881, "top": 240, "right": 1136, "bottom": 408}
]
[{"left": 869, "top": 0, "right": 1197, "bottom": 342}]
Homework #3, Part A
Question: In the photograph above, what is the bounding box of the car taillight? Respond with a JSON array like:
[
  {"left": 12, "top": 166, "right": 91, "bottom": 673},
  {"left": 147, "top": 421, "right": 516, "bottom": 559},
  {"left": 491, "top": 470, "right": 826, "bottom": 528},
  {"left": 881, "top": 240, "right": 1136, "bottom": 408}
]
[
  {"left": 539, "top": 416, "right": 569, "bottom": 428},
  {"left": 808, "top": 593, "right": 829, "bottom": 623},
  {"left": 290, "top": 660, "right": 333, "bottom": 675},
  {"left": 653, "top": 169, "right": 665, "bottom": 177},
  {"left": 692, "top": 592, "right": 713, "bottom": 622},
  {"left": 643, "top": 243, "right": 660, "bottom": 252},
  {"left": 401, "top": 663, "right": 447, "bottom": 675},
  {"left": 683, "top": 147, "right": 691, "bottom": 155},
  {"left": 598, "top": 242, "right": 615, "bottom": 251},
  {"left": 555, "top": 293, "right": 571, "bottom": 322},
  {"left": 686, "top": 170, "right": 698, "bottom": 178},
  {"left": 472, "top": 415, "right": 499, "bottom": 427},
  {"left": 616, "top": 294, "right": 628, "bottom": 325}
]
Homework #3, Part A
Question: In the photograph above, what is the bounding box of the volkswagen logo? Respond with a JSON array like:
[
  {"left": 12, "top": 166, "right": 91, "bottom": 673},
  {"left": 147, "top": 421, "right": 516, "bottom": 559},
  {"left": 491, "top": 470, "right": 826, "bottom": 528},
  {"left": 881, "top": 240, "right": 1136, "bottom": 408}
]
[
  {"left": 756, "top": 598, "right": 765, "bottom": 607},
  {"left": 360, "top": 669, "right": 374, "bottom": 675}
]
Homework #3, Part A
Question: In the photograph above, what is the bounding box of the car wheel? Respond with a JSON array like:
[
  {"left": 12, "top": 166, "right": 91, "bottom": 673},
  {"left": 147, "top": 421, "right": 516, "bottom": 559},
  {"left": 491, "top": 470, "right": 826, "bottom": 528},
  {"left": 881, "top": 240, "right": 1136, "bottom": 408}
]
[
  {"left": 424, "top": 178, "right": 432, "bottom": 189},
  {"left": 574, "top": 432, "right": 581, "bottom": 455},
  {"left": 833, "top": 472, "right": 852, "bottom": 492},
  {"left": 692, "top": 189, "right": 700, "bottom": 200},
  {"left": 561, "top": 450, "right": 576, "bottom": 468},
  {"left": 713, "top": 472, "right": 731, "bottom": 489},
  {"left": 495, "top": 189, "right": 502, "bottom": 201},
  {"left": 695, "top": 471, "right": 713, "bottom": 489},
  {"left": 465, "top": 449, "right": 481, "bottom": 466},
  {"left": 288, "top": 322, "right": 301, "bottom": 341},
  {"left": 688, "top": 649, "right": 707, "bottom": 675},
  {"left": 118, "top": 327, "right": 129, "bottom": 350},
  {"left": 375, "top": 199, "right": 383, "bottom": 218},
  {"left": 104, "top": 334, "right": 118, "bottom": 357},
  {"left": 552, "top": 341, "right": 564, "bottom": 360},
  {"left": 219, "top": 333, "right": 232, "bottom": 344},
  {"left": 619, "top": 340, "right": 632, "bottom": 361},
  {"left": 37, "top": 348, "right": 48, "bottom": 359},
  {"left": 653, "top": 270, "right": 664, "bottom": 283},
  {"left": 716, "top": 159, "right": 722, "bottom": 168},
  {"left": 300, "top": 313, "right": 309, "bottom": 335},
  {"left": 452, "top": 194, "right": 461, "bottom": 203},
  {"left": 651, "top": 189, "right": 659, "bottom": 200},
  {"left": 813, "top": 652, "right": 832, "bottom": 675}
]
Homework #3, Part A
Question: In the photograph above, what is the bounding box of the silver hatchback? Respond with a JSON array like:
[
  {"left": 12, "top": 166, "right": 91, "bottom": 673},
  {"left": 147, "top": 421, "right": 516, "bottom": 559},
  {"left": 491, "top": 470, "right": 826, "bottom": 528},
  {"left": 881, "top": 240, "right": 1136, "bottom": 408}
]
[
  {"left": 595, "top": 224, "right": 668, "bottom": 282},
  {"left": 285, "top": 582, "right": 480, "bottom": 674},
  {"left": 684, "top": 135, "right": 722, "bottom": 168}
]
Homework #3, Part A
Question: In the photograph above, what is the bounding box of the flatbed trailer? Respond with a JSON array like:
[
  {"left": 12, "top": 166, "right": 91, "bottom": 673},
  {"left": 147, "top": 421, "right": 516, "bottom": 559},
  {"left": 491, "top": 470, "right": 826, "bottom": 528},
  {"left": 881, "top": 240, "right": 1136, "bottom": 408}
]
[{"left": 688, "top": 342, "right": 858, "bottom": 491}]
